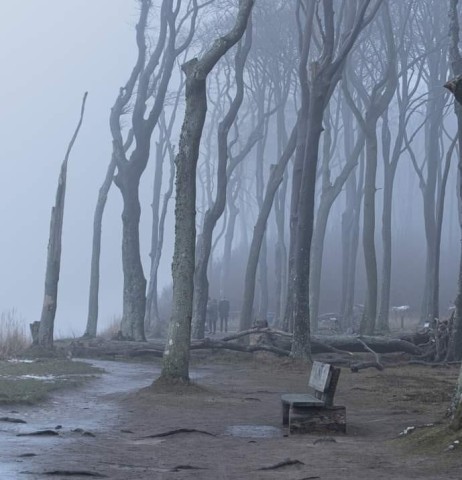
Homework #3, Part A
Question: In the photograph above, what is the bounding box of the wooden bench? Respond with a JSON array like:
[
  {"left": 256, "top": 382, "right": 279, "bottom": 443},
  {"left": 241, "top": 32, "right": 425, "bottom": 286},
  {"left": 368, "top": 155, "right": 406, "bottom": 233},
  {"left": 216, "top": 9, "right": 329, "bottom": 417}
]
[{"left": 281, "top": 361, "right": 346, "bottom": 434}]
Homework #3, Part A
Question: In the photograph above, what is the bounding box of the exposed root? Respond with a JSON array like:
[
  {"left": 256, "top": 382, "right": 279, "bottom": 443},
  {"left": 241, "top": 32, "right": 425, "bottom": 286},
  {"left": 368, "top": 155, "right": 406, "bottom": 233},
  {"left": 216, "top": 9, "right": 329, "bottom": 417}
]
[{"left": 142, "top": 428, "right": 216, "bottom": 438}]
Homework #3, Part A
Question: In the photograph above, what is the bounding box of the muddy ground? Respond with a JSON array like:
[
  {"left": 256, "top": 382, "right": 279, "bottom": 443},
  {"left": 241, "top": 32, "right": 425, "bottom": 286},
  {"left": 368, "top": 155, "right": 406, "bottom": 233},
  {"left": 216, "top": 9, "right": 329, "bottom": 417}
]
[{"left": 1, "top": 352, "right": 462, "bottom": 479}]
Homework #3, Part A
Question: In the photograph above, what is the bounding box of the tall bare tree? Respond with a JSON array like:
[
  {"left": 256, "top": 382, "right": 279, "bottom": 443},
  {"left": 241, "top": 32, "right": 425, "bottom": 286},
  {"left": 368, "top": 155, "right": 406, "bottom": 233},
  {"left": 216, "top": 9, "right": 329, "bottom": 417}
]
[
  {"left": 345, "top": 3, "right": 398, "bottom": 335},
  {"left": 191, "top": 24, "right": 254, "bottom": 339},
  {"left": 290, "top": 0, "right": 380, "bottom": 359},
  {"left": 37, "top": 93, "right": 88, "bottom": 348},
  {"left": 109, "top": 0, "right": 198, "bottom": 341}
]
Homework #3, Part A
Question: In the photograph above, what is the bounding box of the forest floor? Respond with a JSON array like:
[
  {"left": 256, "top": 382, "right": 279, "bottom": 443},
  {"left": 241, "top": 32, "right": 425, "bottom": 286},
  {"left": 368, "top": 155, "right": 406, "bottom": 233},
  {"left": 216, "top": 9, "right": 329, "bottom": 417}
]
[{"left": 1, "top": 350, "right": 461, "bottom": 479}]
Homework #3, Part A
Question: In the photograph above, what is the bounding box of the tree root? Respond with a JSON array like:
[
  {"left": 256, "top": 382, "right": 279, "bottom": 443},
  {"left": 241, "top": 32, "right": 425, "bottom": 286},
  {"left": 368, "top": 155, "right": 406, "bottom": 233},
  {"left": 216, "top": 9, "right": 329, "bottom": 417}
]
[
  {"left": 258, "top": 458, "right": 305, "bottom": 470},
  {"left": 142, "top": 428, "right": 216, "bottom": 438}
]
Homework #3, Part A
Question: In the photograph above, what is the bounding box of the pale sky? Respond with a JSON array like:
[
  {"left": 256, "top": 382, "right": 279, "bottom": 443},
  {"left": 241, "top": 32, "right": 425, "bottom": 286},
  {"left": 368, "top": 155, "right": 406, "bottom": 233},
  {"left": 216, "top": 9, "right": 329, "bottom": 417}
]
[{"left": 0, "top": 1, "right": 173, "bottom": 335}]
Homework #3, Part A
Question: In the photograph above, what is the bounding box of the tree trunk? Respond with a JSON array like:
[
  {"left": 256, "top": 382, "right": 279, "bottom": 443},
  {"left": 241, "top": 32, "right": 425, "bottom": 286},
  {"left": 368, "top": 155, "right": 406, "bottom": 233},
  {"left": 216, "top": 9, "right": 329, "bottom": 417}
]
[
  {"left": 361, "top": 123, "right": 379, "bottom": 335},
  {"left": 85, "top": 155, "right": 117, "bottom": 338},
  {"left": 162, "top": 65, "right": 206, "bottom": 380},
  {"left": 145, "top": 138, "right": 176, "bottom": 336},
  {"left": 145, "top": 141, "right": 164, "bottom": 333},
  {"left": 255, "top": 115, "right": 269, "bottom": 322},
  {"left": 240, "top": 128, "right": 297, "bottom": 331},
  {"left": 161, "top": 0, "right": 255, "bottom": 382},
  {"left": 38, "top": 93, "right": 88, "bottom": 349},
  {"left": 220, "top": 179, "right": 240, "bottom": 299},
  {"left": 419, "top": 49, "right": 447, "bottom": 324},
  {"left": 292, "top": 89, "right": 325, "bottom": 360},
  {"left": 192, "top": 28, "right": 253, "bottom": 339},
  {"left": 378, "top": 162, "right": 394, "bottom": 333},
  {"left": 118, "top": 170, "right": 147, "bottom": 341},
  {"left": 340, "top": 97, "right": 363, "bottom": 331},
  {"left": 274, "top": 102, "right": 289, "bottom": 327}
]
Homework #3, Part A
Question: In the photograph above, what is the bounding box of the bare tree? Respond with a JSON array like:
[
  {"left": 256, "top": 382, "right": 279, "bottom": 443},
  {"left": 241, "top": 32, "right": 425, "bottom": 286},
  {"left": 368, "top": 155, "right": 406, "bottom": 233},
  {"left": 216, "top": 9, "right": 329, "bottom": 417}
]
[
  {"left": 109, "top": 0, "right": 198, "bottom": 341},
  {"left": 144, "top": 109, "right": 178, "bottom": 335},
  {"left": 309, "top": 92, "right": 365, "bottom": 332},
  {"left": 410, "top": 0, "right": 449, "bottom": 325},
  {"left": 340, "top": 83, "right": 365, "bottom": 331},
  {"left": 36, "top": 93, "right": 88, "bottom": 348},
  {"left": 348, "top": 3, "right": 398, "bottom": 335},
  {"left": 191, "top": 24, "right": 254, "bottom": 340},
  {"left": 377, "top": 2, "right": 424, "bottom": 333},
  {"left": 160, "top": 0, "right": 255, "bottom": 382},
  {"left": 290, "top": 0, "right": 380, "bottom": 359}
]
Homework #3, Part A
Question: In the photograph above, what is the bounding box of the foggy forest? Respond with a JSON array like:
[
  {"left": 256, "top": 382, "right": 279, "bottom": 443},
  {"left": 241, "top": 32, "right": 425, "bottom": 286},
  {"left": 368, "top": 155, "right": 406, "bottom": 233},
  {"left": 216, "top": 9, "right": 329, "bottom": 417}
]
[{"left": 2, "top": 0, "right": 462, "bottom": 478}]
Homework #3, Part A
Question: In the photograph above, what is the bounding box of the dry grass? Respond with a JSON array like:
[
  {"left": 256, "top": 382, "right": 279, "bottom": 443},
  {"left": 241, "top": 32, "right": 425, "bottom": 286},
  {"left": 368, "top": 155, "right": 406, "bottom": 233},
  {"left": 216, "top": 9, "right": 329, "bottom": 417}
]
[
  {"left": 0, "top": 309, "right": 30, "bottom": 359},
  {"left": 98, "top": 315, "right": 122, "bottom": 339}
]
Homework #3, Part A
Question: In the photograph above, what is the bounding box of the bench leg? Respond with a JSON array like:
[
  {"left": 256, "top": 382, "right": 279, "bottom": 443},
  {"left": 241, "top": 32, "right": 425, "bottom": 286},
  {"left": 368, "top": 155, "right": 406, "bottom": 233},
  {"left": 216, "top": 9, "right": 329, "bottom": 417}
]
[{"left": 282, "top": 402, "right": 290, "bottom": 426}]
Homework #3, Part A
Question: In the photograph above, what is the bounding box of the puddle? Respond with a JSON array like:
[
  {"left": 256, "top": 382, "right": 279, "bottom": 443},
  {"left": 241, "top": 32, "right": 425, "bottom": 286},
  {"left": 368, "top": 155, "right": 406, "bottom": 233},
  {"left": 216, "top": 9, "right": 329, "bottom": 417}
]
[
  {"left": 18, "top": 375, "right": 57, "bottom": 381},
  {"left": 0, "top": 359, "right": 207, "bottom": 478},
  {"left": 224, "top": 425, "right": 282, "bottom": 438}
]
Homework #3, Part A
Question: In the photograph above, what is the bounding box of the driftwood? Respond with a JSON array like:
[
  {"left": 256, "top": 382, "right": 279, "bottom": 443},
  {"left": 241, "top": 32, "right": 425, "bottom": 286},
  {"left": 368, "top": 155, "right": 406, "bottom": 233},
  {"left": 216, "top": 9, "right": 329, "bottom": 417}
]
[
  {"left": 350, "top": 338, "right": 384, "bottom": 372},
  {"left": 65, "top": 328, "right": 423, "bottom": 359}
]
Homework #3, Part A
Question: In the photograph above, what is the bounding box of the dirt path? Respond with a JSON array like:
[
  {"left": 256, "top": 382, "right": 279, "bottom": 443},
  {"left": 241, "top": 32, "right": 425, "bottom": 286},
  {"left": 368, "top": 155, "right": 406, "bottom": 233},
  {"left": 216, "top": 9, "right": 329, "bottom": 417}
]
[{"left": 2, "top": 354, "right": 461, "bottom": 479}]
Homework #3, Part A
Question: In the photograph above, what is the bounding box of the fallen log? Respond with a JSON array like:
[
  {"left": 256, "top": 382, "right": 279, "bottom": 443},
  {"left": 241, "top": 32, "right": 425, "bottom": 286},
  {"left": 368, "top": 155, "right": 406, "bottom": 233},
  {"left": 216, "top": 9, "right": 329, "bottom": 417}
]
[
  {"left": 266, "top": 334, "right": 422, "bottom": 356},
  {"left": 314, "top": 335, "right": 421, "bottom": 355},
  {"left": 62, "top": 331, "right": 422, "bottom": 359}
]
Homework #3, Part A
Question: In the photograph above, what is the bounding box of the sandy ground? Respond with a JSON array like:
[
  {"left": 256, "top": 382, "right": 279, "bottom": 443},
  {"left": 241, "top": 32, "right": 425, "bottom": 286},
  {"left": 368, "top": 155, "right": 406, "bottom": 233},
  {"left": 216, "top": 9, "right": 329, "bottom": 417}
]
[{"left": 2, "top": 352, "right": 462, "bottom": 479}]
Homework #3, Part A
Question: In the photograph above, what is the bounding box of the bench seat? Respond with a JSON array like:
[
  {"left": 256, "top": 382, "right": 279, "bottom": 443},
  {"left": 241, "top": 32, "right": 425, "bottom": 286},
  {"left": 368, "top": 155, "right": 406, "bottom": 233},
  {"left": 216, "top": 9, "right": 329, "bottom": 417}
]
[
  {"left": 281, "top": 393, "right": 325, "bottom": 406},
  {"left": 281, "top": 394, "right": 324, "bottom": 426}
]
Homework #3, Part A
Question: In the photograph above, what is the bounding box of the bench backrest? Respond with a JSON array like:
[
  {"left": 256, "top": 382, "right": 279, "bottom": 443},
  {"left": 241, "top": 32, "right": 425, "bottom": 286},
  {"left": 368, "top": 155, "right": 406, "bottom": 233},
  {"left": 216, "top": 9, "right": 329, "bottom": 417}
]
[{"left": 308, "top": 361, "right": 340, "bottom": 407}]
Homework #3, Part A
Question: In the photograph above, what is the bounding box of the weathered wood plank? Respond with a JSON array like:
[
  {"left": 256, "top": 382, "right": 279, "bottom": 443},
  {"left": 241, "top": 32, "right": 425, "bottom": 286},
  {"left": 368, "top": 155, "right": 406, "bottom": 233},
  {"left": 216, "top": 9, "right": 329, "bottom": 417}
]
[
  {"left": 289, "top": 405, "right": 346, "bottom": 434},
  {"left": 309, "top": 361, "right": 332, "bottom": 392}
]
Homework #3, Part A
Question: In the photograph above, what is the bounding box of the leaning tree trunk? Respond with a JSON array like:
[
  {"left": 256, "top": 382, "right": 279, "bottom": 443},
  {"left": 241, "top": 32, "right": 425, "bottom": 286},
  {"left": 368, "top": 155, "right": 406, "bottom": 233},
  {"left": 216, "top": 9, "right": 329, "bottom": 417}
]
[
  {"left": 84, "top": 154, "right": 118, "bottom": 338},
  {"left": 38, "top": 92, "right": 88, "bottom": 348},
  {"left": 161, "top": 0, "right": 255, "bottom": 382},
  {"left": 145, "top": 143, "right": 175, "bottom": 336},
  {"left": 255, "top": 113, "right": 270, "bottom": 322},
  {"left": 310, "top": 113, "right": 364, "bottom": 333},
  {"left": 220, "top": 178, "right": 240, "bottom": 299},
  {"left": 240, "top": 127, "right": 297, "bottom": 331}
]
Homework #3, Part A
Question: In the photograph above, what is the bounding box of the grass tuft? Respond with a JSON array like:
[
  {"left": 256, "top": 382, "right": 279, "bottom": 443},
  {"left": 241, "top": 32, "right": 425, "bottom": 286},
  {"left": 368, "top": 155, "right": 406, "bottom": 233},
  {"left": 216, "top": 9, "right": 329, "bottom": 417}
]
[{"left": 0, "top": 309, "right": 30, "bottom": 359}]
